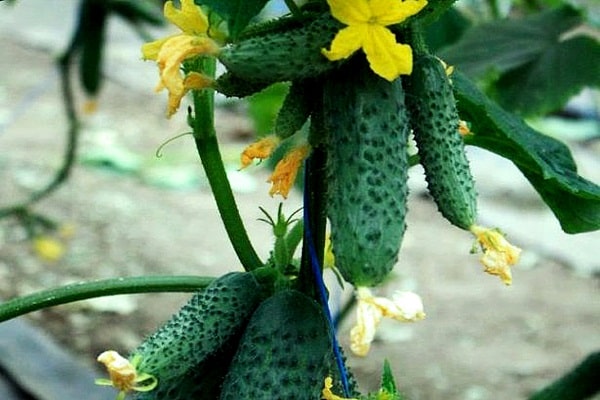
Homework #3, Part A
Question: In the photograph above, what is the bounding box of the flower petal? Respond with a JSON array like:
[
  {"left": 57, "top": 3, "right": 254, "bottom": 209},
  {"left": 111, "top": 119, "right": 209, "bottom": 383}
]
[
  {"left": 371, "top": 0, "right": 428, "bottom": 26},
  {"left": 164, "top": 0, "right": 209, "bottom": 35},
  {"left": 322, "top": 24, "right": 367, "bottom": 61},
  {"left": 141, "top": 35, "right": 173, "bottom": 61},
  {"left": 326, "top": 0, "right": 371, "bottom": 25},
  {"left": 268, "top": 144, "right": 311, "bottom": 198},
  {"left": 240, "top": 135, "right": 281, "bottom": 169},
  {"left": 350, "top": 300, "right": 381, "bottom": 356},
  {"left": 362, "top": 25, "right": 413, "bottom": 80}
]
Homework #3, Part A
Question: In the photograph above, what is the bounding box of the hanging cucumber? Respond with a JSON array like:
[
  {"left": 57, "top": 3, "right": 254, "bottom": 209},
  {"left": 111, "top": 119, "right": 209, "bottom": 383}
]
[
  {"left": 218, "top": 13, "right": 342, "bottom": 85},
  {"left": 219, "top": 290, "right": 334, "bottom": 399},
  {"left": 78, "top": 0, "right": 108, "bottom": 96},
  {"left": 324, "top": 57, "right": 411, "bottom": 287},
  {"left": 130, "top": 272, "right": 265, "bottom": 389},
  {"left": 404, "top": 54, "right": 477, "bottom": 230}
]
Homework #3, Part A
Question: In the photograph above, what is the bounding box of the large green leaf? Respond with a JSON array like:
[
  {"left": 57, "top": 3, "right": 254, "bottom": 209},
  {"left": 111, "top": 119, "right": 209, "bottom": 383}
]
[
  {"left": 452, "top": 71, "right": 600, "bottom": 234},
  {"left": 196, "top": 0, "right": 270, "bottom": 40},
  {"left": 495, "top": 36, "right": 600, "bottom": 115},
  {"left": 440, "top": 6, "right": 583, "bottom": 77},
  {"left": 440, "top": 6, "right": 600, "bottom": 116}
]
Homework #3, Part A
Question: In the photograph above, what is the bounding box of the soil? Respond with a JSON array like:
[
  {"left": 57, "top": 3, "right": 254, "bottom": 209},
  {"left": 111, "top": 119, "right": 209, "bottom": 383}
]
[{"left": 1, "top": 3, "right": 599, "bottom": 400}]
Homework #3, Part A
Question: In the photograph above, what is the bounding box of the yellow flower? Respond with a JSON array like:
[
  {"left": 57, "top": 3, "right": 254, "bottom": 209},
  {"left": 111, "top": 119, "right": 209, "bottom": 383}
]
[
  {"left": 32, "top": 236, "right": 65, "bottom": 263},
  {"left": 96, "top": 351, "right": 157, "bottom": 400},
  {"left": 350, "top": 287, "right": 425, "bottom": 356},
  {"left": 322, "top": 376, "right": 358, "bottom": 400},
  {"left": 322, "top": 0, "right": 428, "bottom": 81},
  {"left": 470, "top": 225, "right": 522, "bottom": 285},
  {"left": 239, "top": 135, "right": 282, "bottom": 169},
  {"left": 141, "top": 0, "right": 219, "bottom": 117},
  {"left": 268, "top": 143, "right": 311, "bottom": 198}
]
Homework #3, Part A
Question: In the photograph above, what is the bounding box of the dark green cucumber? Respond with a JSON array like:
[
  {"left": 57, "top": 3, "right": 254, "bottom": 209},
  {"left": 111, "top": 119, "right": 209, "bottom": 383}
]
[
  {"left": 218, "top": 13, "right": 342, "bottom": 84},
  {"left": 274, "top": 79, "right": 316, "bottom": 139},
  {"left": 219, "top": 290, "right": 332, "bottom": 399},
  {"left": 130, "top": 272, "right": 264, "bottom": 383},
  {"left": 404, "top": 54, "right": 477, "bottom": 230},
  {"left": 78, "top": 0, "right": 108, "bottom": 96},
  {"left": 324, "top": 57, "right": 411, "bottom": 287}
]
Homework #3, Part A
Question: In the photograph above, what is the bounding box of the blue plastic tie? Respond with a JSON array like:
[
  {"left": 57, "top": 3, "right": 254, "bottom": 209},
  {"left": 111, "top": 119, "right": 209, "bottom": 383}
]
[{"left": 303, "top": 159, "right": 351, "bottom": 397}]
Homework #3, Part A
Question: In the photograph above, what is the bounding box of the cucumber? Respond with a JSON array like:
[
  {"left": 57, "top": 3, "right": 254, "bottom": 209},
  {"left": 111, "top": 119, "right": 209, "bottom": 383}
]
[
  {"left": 214, "top": 71, "right": 273, "bottom": 98},
  {"left": 78, "top": 0, "right": 108, "bottom": 96},
  {"left": 219, "top": 290, "right": 333, "bottom": 399},
  {"left": 218, "top": 13, "right": 342, "bottom": 85},
  {"left": 130, "top": 272, "right": 265, "bottom": 385},
  {"left": 404, "top": 54, "right": 477, "bottom": 230},
  {"left": 274, "top": 79, "right": 316, "bottom": 139},
  {"left": 324, "top": 57, "right": 411, "bottom": 287}
]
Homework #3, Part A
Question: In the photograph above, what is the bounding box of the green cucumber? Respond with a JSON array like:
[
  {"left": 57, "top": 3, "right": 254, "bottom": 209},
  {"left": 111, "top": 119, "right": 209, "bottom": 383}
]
[
  {"left": 404, "top": 54, "right": 477, "bottom": 230},
  {"left": 218, "top": 13, "right": 342, "bottom": 85},
  {"left": 78, "top": 0, "right": 108, "bottom": 96},
  {"left": 130, "top": 272, "right": 264, "bottom": 384},
  {"left": 324, "top": 57, "right": 411, "bottom": 287},
  {"left": 274, "top": 79, "right": 316, "bottom": 139},
  {"left": 219, "top": 290, "right": 332, "bottom": 399}
]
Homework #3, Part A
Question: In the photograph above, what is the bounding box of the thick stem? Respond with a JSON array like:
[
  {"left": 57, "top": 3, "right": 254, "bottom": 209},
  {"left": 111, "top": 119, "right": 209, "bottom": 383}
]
[
  {"left": 191, "top": 58, "right": 262, "bottom": 272},
  {"left": 0, "top": 276, "right": 214, "bottom": 322}
]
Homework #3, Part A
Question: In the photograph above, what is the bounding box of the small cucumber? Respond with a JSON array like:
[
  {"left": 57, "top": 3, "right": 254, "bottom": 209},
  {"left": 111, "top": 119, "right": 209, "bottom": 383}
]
[
  {"left": 219, "top": 290, "right": 333, "bottom": 399},
  {"left": 274, "top": 79, "right": 316, "bottom": 139},
  {"left": 404, "top": 54, "right": 477, "bottom": 230},
  {"left": 324, "top": 57, "right": 411, "bottom": 287},
  {"left": 218, "top": 13, "right": 342, "bottom": 85},
  {"left": 130, "top": 272, "right": 264, "bottom": 384},
  {"left": 78, "top": 0, "right": 108, "bottom": 96}
]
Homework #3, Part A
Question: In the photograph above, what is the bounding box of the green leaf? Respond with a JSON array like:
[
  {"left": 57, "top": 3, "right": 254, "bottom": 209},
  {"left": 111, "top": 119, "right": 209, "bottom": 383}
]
[
  {"left": 452, "top": 71, "right": 600, "bottom": 234},
  {"left": 440, "top": 6, "right": 584, "bottom": 78},
  {"left": 196, "top": 0, "right": 270, "bottom": 40},
  {"left": 494, "top": 36, "right": 600, "bottom": 115}
]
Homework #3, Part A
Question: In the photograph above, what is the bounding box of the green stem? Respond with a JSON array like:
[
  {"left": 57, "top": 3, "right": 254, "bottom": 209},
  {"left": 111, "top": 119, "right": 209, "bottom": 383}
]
[
  {"left": 283, "top": 0, "right": 301, "bottom": 16},
  {"left": 0, "top": 276, "right": 214, "bottom": 323},
  {"left": 190, "top": 58, "right": 262, "bottom": 272},
  {"left": 0, "top": 28, "right": 80, "bottom": 221},
  {"left": 298, "top": 111, "right": 328, "bottom": 298}
]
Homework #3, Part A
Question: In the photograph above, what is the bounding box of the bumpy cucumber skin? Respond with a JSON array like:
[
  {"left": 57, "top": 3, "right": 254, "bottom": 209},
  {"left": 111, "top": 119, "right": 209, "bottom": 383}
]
[
  {"left": 218, "top": 13, "right": 342, "bottom": 84},
  {"left": 404, "top": 55, "right": 477, "bottom": 230},
  {"left": 219, "top": 290, "right": 332, "bottom": 400},
  {"left": 275, "top": 80, "right": 315, "bottom": 139},
  {"left": 324, "top": 57, "right": 411, "bottom": 287},
  {"left": 131, "top": 272, "right": 263, "bottom": 382}
]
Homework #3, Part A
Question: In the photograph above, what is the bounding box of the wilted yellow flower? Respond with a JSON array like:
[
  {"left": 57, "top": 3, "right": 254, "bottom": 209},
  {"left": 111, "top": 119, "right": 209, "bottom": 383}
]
[
  {"left": 458, "top": 120, "right": 471, "bottom": 136},
  {"left": 322, "top": 0, "right": 428, "bottom": 81},
  {"left": 141, "top": 0, "right": 219, "bottom": 117},
  {"left": 470, "top": 225, "right": 522, "bottom": 285},
  {"left": 351, "top": 287, "right": 425, "bottom": 356},
  {"left": 96, "top": 351, "right": 157, "bottom": 400},
  {"left": 322, "top": 376, "right": 358, "bottom": 400},
  {"left": 268, "top": 143, "right": 311, "bottom": 198},
  {"left": 239, "top": 135, "right": 282, "bottom": 169}
]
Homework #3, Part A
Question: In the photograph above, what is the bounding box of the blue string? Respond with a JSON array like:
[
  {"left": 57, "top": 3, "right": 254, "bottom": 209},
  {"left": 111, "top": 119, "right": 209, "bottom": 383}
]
[{"left": 303, "top": 159, "right": 351, "bottom": 397}]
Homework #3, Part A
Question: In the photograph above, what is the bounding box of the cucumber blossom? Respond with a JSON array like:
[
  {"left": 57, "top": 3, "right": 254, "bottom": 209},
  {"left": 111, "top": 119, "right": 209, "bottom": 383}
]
[
  {"left": 324, "top": 57, "right": 411, "bottom": 287},
  {"left": 219, "top": 290, "right": 332, "bottom": 399},
  {"left": 404, "top": 54, "right": 477, "bottom": 230},
  {"left": 218, "top": 13, "right": 342, "bottom": 85},
  {"left": 130, "top": 272, "right": 264, "bottom": 384}
]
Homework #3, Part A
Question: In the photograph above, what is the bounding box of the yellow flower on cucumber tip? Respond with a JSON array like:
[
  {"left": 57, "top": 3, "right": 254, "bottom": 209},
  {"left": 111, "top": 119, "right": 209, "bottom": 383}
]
[
  {"left": 239, "top": 135, "right": 282, "bottom": 169},
  {"left": 268, "top": 143, "right": 311, "bottom": 199},
  {"left": 470, "top": 225, "right": 522, "bottom": 286},
  {"left": 322, "top": 376, "right": 358, "bottom": 400},
  {"left": 141, "top": 0, "right": 219, "bottom": 118},
  {"left": 351, "top": 287, "right": 425, "bottom": 356},
  {"left": 322, "top": 0, "right": 428, "bottom": 81},
  {"left": 96, "top": 351, "right": 157, "bottom": 400}
]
